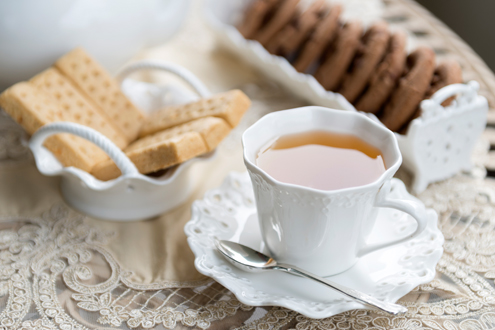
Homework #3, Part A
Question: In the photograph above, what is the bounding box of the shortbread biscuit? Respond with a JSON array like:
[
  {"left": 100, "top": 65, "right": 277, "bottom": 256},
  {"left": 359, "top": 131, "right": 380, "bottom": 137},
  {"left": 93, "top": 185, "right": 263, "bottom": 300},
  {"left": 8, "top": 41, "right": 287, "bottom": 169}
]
[
  {"left": 30, "top": 68, "right": 128, "bottom": 149},
  {"left": 293, "top": 4, "right": 342, "bottom": 72},
  {"left": 238, "top": 0, "right": 280, "bottom": 39},
  {"left": 0, "top": 82, "right": 56, "bottom": 135},
  {"left": 92, "top": 133, "right": 206, "bottom": 181},
  {"left": 139, "top": 89, "right": 251, "bottom": 137},
  {"left": 0, "top": 82, "right": 108, "bottom": 171},
  {"left": 54, "top": 48, "right": 144, "bottom": 143},
  {"left": 254, "top": 0, "right": 300, "bottom": 46},
  {"left": 313, "top": 20, "right": 363, "bottom": 91},
  {"left": 265, "top": 0, "right": 326, "bottom": 56},
  {"left": 355, "top": 31, "right": 407, "bottom": 113},
  {"left": 338, "top": 21, "right": 390, "bottom": 103},
  {"left": 379, "top": 47, "right": 436, "bottom": 132},
  {"left": 92, "top": 117, "right": 231, "bottom": 181}
]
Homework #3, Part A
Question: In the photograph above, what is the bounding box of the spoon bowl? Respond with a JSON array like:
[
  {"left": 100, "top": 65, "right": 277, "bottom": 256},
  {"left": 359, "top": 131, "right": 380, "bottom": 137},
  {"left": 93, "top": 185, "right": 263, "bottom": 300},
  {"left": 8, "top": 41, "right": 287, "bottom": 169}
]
[{"left": 214, "top": 238, "right": 276, "bottom": 273}]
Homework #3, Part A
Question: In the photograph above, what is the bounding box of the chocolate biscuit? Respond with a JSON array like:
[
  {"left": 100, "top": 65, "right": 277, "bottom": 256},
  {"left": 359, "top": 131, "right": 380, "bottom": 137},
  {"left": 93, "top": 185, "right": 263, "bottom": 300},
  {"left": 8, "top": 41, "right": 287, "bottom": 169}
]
[
  {"left": 313, "top": 20, "right": 363, "bottom": 91},
  {"left": 293, "top": 4, "right": 342, "bottom": 72},
  {"left": 355, "top": 31, "right": 407, "bottom": 113},
  {"left": 338, "top": 21, "right": 390, "bottom": 103},
  {"left": 403, "top": 59, "right": 463, "bottom": 128},
  {"left": 425, "top": 59, "right": 463, "bottom": 105},
  {"left": 379, "top": 47, "right": 436, "bottom": 132},
  {"left": 238, "top": 0, "right": 280, "bottom": 39},
  {"left": 265, "top": 0, "right": 326, "bottom": 56},
  {"left": 254, "top": 0, "right": 301, "bottom": 46}
]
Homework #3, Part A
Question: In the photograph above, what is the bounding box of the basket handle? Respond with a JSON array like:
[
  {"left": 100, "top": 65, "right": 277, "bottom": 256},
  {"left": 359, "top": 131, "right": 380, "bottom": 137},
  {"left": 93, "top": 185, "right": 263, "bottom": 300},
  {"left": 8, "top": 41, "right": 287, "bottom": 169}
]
[
  {"left": 420, "top": 81, "right": 479, "bottom": 119},
  {"left": 29, "top": 122, "right": 139, "bottom": 176},
  {"left": 117, "top": 60, "right": 211, "bottom": 98},
  {"left": 431, "top": 80, "right": 479, "bottom": 105}
]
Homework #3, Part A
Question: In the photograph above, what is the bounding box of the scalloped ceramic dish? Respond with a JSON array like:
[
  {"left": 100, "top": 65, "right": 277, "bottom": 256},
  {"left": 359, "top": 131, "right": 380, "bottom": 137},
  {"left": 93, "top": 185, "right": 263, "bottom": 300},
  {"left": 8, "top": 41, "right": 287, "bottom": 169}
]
[
  {"left": 28, "top": 61, "right": 216, "bottom": 221},
  {"left": 185, "top": 172, "right": 444, "bottom": 318}
]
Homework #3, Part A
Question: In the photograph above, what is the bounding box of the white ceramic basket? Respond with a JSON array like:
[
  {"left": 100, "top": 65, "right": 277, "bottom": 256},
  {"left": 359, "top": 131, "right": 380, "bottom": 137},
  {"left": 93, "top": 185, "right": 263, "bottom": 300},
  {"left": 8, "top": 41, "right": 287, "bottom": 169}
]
[
  {"left": 203, "top": 0, "right": 489, "bottom": 193},
  {"left": 397, "top": 81, "right": 488, "bottom": 193},
  {"left": 29, "top": 61, "right": 215, "bottom": 221}
]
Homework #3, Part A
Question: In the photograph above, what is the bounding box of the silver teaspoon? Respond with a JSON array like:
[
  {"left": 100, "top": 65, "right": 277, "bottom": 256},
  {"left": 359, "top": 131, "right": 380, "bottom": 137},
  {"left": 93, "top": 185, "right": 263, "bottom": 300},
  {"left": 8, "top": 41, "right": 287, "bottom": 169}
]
[{"left": 214, "top": 239, "right": 407, "bottom": 315}]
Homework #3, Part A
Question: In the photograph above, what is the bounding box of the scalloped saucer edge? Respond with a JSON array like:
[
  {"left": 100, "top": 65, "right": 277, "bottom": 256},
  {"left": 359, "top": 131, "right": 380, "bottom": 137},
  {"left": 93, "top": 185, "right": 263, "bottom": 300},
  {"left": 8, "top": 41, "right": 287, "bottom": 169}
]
[{"left": 185, "top": 172, "right": 444, "bottom": 318}]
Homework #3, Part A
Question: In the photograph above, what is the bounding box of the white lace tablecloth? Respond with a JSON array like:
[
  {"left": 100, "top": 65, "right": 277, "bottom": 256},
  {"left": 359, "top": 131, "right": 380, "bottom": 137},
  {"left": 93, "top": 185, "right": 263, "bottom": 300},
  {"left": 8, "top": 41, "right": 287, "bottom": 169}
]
[{"left": 2, "top": 0, "right": 495, "bottom": 329}]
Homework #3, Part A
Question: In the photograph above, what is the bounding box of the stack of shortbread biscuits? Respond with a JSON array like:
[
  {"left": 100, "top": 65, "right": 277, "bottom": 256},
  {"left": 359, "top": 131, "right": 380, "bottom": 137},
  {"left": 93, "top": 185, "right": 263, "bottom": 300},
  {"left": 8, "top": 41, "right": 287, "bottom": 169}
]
[{"left": 0, "top": 48, "right": 251, "bottom": 181}]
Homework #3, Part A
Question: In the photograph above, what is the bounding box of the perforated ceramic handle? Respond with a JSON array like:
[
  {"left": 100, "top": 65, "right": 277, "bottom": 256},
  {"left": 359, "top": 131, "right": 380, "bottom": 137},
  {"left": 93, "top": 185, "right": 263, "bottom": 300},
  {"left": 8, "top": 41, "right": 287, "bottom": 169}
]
[
  {"left": 431, "top": 80, "right": 479, "bottom": 105},
  {"left": 420, "top": 81, "right": 479, "bottom": 117},
  {"left": 117, "top": 60, "right": 211, "bottom": 98},
  {"left": 29, "top": 122, "right": 138, "bottom": 176},
  {"left": 357, "top": 181, "right": 428, "bottom": 257}
]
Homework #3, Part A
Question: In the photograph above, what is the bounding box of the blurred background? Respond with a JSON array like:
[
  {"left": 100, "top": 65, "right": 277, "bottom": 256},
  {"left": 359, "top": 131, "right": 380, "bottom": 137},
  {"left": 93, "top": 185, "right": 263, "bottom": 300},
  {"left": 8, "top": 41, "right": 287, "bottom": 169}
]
[
  {"left": 1, "top": 0, "right": 493, "bottom": 91},
  {"left": 417, "top": 0, "right": 495, "bottom": 71}
]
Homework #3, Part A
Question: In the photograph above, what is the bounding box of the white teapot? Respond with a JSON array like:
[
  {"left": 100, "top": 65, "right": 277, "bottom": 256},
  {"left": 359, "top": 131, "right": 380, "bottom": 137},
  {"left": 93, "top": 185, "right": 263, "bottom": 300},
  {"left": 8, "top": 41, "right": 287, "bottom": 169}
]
[{"left": 0, "top": 0, "right": 190, "bottom": 90}]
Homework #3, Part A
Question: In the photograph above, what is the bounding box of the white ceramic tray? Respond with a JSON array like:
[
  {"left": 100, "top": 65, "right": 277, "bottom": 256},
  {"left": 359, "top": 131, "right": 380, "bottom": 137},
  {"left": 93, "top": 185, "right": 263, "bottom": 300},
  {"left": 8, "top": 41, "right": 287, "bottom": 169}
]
[
  {"left": 398, "top": 82, "right": 488, "bottom": 193},
  {"left": 185, "top": 172, "right": 444, "bottom": 318},
  {"left": 29, "top": 61, "right": 216, "bottom": 221},
  {"left": 203, "top": 0, "right": 489, "bottom": 193}
]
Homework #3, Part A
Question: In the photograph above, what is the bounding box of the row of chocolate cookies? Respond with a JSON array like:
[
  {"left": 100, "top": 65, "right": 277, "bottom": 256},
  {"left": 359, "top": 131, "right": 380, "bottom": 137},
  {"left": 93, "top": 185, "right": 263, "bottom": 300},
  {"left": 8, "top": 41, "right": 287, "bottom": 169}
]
[{"left": 238, "top": 0, "right": 463, "bottom": 133}]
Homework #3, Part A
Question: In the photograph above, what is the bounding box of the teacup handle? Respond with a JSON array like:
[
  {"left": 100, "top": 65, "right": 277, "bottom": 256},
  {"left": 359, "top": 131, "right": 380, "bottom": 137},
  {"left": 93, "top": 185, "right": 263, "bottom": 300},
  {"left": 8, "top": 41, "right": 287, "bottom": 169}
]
[{"left": 357, "top": 180, "right": 428, "bottom": 257}]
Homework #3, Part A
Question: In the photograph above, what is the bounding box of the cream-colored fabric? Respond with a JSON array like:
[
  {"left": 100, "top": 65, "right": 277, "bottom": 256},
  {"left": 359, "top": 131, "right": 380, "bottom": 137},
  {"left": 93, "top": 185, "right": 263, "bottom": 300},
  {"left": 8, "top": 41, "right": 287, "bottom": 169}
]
[
  {"left": 2, "top": 0, "right": 495, "bottom": 329},
  {"left": 0, "top": 163, "right": 60, "bottom": 217},
  {"left": 86, "top": 145, "right": 246, "bottom": 286}
]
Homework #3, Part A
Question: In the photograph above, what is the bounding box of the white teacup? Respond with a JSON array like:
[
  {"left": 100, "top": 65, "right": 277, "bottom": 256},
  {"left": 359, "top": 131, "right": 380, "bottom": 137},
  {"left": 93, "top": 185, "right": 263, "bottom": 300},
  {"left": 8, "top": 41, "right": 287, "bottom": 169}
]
[{"left": 242, "top": 106, "right": 428, "bottom": 276}]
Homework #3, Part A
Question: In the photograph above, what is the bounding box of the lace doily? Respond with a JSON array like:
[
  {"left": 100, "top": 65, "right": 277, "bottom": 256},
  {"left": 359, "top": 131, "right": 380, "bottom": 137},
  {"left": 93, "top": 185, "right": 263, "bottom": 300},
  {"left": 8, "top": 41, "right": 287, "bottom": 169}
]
[{"left": 2, "top": 0, "right": 495, "bottom": 329}]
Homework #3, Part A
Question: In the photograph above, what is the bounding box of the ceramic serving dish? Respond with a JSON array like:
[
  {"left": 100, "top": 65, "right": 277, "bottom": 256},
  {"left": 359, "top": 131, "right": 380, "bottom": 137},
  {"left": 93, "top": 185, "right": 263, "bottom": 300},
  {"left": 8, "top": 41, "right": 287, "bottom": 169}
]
[
  {"left": 28, "top": 61, "right": 216, "bottom": 221},
  {"left": 398, "top": 81, "right": 488, "bottom": 193},
  {"left": 202, "top": 0, "right": 488, "bottom": 193},
  {"left": 0, "top": 0, "right": 191, "bottom": 90}
]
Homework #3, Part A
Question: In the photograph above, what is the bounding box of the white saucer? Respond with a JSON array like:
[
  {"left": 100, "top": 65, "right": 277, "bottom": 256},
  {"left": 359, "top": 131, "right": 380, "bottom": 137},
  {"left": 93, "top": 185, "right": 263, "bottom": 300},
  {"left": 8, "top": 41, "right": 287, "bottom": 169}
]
[{"left": 185, "top": 172, "right": 444, "bottom": 318}]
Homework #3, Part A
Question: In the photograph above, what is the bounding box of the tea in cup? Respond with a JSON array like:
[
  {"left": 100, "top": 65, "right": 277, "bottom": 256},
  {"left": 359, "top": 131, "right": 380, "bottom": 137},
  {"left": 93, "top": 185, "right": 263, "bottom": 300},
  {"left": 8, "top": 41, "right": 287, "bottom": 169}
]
[{"left": 256, "top": 130, "right": 387, "bottom": 191}]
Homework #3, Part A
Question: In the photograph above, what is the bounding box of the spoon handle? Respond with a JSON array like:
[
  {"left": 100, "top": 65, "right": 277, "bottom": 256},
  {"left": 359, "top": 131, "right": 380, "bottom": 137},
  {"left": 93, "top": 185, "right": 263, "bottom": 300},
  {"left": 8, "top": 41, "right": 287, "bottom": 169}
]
[{"left": 276, "top": 264, "right": 408, "bottom": 315}]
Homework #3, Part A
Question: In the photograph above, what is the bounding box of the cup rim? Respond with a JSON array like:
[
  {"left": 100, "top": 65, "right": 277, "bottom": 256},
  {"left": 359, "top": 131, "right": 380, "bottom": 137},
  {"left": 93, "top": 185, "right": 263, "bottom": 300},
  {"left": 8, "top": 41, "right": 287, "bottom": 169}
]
[{"left": 241, "top": 106, "right": 402, "bottom": 195}]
